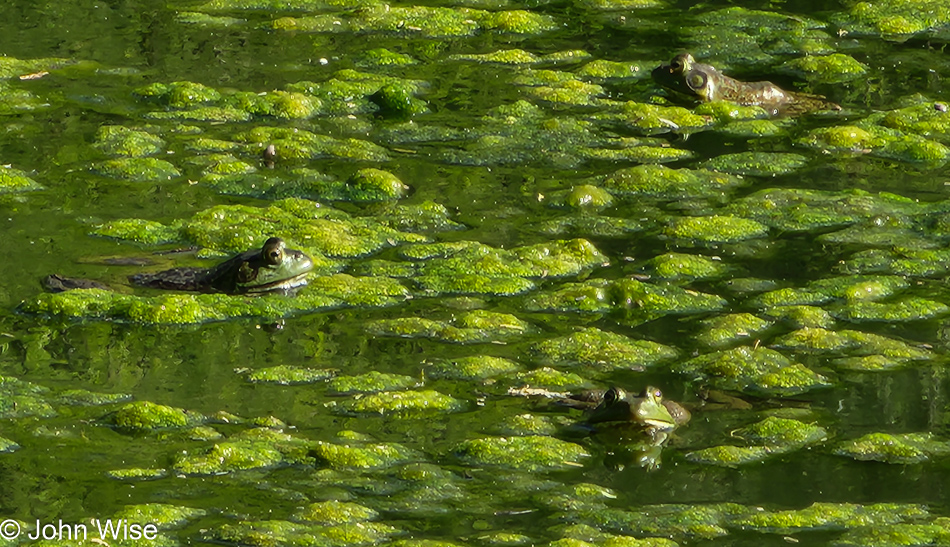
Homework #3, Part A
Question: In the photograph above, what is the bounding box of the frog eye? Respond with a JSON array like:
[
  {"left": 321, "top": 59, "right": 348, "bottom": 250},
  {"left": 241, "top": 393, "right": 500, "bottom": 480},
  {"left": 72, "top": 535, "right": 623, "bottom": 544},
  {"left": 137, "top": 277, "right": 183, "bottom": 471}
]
[
  {"left": 266, "top": 246, "right": 283, "bottom": 265},
  {"left": 605, "top": 387, "right": 621, "bottom": 403},
  {"left": 670, "top": 59, "right": 682, "bottom": 71},
  {"left": 262, "top": 237, "right": 286, "bottom": 265},
  {"left": 685, "top": 70, "right": 707, "bottom": 91}
]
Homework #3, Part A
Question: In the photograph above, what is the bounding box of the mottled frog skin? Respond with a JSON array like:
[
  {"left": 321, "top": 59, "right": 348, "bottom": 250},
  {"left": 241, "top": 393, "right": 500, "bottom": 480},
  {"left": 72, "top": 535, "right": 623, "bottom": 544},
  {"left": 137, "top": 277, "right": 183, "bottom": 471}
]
[
  {"left": 561, "top": 386, "right": 689, "bottom": 432},
  {"left": 652, "top": 53, "right": 839, "bottom": 116},
  {"left": 129, "top": 237, "right": 313, "bottom": 294},
  {"left": 585, "top": 386, "right": 690, "bottom": 430},
  {"left": 559, "top": 385, "right": 690, "bottom": 470}
]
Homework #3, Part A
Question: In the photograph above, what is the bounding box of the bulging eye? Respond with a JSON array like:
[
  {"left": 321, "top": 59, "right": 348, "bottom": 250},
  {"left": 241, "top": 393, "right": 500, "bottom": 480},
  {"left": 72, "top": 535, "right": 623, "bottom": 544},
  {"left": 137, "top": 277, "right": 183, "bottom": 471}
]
[
  {"left": 670, "top": 59, "right": 682, "bottom": 71},
  {"left": 686, "top": 70, "right": 707, "bottom": 90},
  {"left": 605, "top": 387, "right": 620, "bottom": 403},
  {"left": 262, "top": 238, "right": 286, "bottom": 265}
]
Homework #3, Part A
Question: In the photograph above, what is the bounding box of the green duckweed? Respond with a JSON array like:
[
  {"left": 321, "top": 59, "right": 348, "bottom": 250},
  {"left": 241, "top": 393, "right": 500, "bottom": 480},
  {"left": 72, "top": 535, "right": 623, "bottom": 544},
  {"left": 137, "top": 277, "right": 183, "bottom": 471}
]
[
  {"left": 328, "top": 389, "right": 465, "bottom": 416},
  {"left": 246, "top": 365, "right": 335, "bottom": 385},
  {"left": 834, "top": 432, "right": 950, "bottom": 464},
  {"left": 529, "top": 327, "right": 677, "bottom": 371},
  {"left": 454, "top": 435, "right": 590, "bottom": 471},
  {"left": 109, "top": 401, "right": 201, "bottom": 432}
]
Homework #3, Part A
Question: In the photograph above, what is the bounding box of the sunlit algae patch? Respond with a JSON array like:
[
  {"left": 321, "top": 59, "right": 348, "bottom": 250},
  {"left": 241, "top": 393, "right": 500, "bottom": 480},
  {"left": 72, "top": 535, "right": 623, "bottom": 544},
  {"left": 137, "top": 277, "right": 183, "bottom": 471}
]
[
  {"left": 504, "top": 367, "right": 593, "bottom": 390},
  {"left": 107, "top": 401, "right": 204, "bottom": 432},
  {"left": 454, "top": 435, "right": 590, "bottom": 471},
  {"left": 173, "top": 428, "right": 323, "bottom": 475},
  {"left": 326, "top": 389, "right": 465, "bottom": 416},
  {"left": 561, "top": 501, "right": 927, "bottom": 539},
  {"left": 404, "top": 238, "right": 609, "bottom": 296},
  {"left": 834, "top": 432, "right": 950, "bottom": 464},
  {"left": 93, "top": 125, "right": 165, "bottom": 157},
  {"left": 292, "top": 500, "right": 378, "bottom": 525},
  {"left": 529, "top": 327, "right": 677, "bottom": 372},
  {"left": 673, "top": 346, "right": 831, "bottom": 396},
  {"left": 703, "top": 152, "right": 808, "bottom": 176},
  {"left": 246, "top": 365, "right": 336, "bottom": 385},
  {"left": 0, "top": 165, "right": 43, "bottom": 193},
  {"left": 266, "top": 7, "right": 560, "bottom": 38},
  {"left": 91, "top": 157, "right": 181, "bottom": 182},
  {"left": 637, "top": 252, "right": 732, "bottom": 282},
  {"left": 366, "top": 310, "right": 533, "bottom": 344},
  {"left": 832, "top": 0, "right": 950, "bottom": 36},
  {"left": 0, "top": 375, "right": 56, "bottom": 419},
  {"left": 425, "top": 355, "right": 523, "bottom": 381},
  {"left": 0, "top": 436, "right": 19, "bottom": 453},
  {"left": 310, "top": 434, "right": 422, "bottom": 469},
  {"left": 772, "top": 328, "right": 930, "bottom": 360},
  {"left": 523, "top": 278, "right": 726, "bottom": 321},
  {"left": 113, "top": 503, "right": 206, "bottom": 528},
  {"left": 326, "top": 371, "right": 420, "bottom": 395},
  {"left": 694, "top": 313, "right": 773, "bottom": 348},
  {"left": 687, "top": 417, "right": 828, "bottom": 467}
]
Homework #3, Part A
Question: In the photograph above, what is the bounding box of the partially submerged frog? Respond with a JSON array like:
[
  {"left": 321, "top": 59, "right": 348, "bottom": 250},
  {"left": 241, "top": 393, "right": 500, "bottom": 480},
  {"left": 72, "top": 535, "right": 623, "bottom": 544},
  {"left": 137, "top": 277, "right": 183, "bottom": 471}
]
[
  {"left": 508, "top": 384, "right": 690, "bottom": 470},
  {"left": 568, "top": 386, "right": 690, "bottom": 438},
  {"left": 588, "top": 386, "right": 689, "bottom": 428},
  {"left": 129, "top": 237, "right": 313, "bottom": 294},
  {"left": 47, "top": 237, "right": 313, "bottom": 295},
  {"left": 558, "top": 385, "right": 690, "bottom": 470},
  {"left": 43, "top": 274, "right": 111, "bottom": 293},
  {"left": 652, "top": 53, "right": 839, "bottom": 116}
]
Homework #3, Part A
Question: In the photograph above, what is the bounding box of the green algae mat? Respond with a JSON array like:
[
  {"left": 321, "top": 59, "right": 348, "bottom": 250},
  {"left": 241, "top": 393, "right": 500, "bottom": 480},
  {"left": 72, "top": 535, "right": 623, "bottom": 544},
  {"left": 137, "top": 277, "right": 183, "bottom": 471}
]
[{"left": 3, "top": 0, "right": 950, "bottom": 546}]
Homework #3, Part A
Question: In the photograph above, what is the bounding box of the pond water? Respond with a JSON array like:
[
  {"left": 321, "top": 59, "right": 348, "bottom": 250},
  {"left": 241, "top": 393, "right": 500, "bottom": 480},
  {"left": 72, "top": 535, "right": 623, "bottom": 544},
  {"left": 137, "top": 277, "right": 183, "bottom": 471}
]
[{"left": 2, "top": 0, "right": 950, "bottom": 545}]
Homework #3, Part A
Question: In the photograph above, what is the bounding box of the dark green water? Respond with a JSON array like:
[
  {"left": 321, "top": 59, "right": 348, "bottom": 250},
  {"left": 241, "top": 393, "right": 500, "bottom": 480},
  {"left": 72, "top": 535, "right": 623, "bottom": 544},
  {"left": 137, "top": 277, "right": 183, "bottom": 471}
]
[{"left": 2, "top": 0, "right": 950, "bottom": 545}]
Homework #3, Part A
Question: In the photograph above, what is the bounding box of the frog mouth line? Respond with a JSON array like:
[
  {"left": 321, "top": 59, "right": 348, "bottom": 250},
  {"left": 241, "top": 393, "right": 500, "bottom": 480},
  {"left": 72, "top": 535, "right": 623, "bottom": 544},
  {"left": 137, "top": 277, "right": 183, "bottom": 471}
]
[{"left": 242, "top": 272, "right": 311, "bottom": 293}]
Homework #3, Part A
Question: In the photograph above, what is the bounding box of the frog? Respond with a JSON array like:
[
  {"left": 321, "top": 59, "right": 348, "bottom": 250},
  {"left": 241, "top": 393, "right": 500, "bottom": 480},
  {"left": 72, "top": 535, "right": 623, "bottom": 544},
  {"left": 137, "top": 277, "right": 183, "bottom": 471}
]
[
  {"left": 570, "top": 386, "right": 690, "bottom": 439},
  {"left": 557, "top": 385, "right": 690, "bottom": 470},
  {"left": 46, "top": 237, "right": 314, "bottom": 295},
  {"left": 128, "top": 237, "right": 313, "bottom": 294},
  {"left": 43, "top": 274, "right": 112, "bottom": 293},
  {"left": 652, "top": 52, "right": 840, "bottom": 116},
  {"left": 586, "top": 385, "right": 690, "bottom": 429}
]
